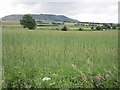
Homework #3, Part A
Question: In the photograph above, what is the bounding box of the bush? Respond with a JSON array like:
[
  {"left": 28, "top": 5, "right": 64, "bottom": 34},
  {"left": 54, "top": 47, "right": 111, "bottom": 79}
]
[
  {"left": 117, "top": 24, "right": 120, "bottom": 27},
  {"left": 78, "top": 28, "right": 83, "bottom": 31},
  {"left": 56, "top": 28, "right": 59, "bottom": 30},
  {"left": 96, "top": 26, "right": 101, "bottom": 30},
  {"left": 91, "top": 27, "right": 94, "bottom": 30},
  {"left": 112, "top": 26, "right": 116, "bottom": 29},
  {"left": 103, "top": 24, "right": 110, "bottom": 29},
  {"left": 61, "top": 26, "right": 68, "bottom": 31},
  {"left": 101, "top": 26, "right": 107, "bottom": 30},
  {"left": 107, "top": 26, "right": 111, "bottom": 29},
  {"left": 118, "top": 28, "right": 120, "bottom": 30}
]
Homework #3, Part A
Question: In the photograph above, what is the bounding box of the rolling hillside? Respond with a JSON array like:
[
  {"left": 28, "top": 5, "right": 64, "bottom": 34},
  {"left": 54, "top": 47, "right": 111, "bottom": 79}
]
[{"left": 2, "top": 14, "right": 79, "bottom": 22}]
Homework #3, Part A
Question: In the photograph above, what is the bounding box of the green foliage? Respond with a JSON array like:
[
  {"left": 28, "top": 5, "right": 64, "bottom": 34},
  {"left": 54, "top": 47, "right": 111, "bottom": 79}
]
[
  {"left": 78, "top": 28, "right": 83, "bottom": 31},
  {"left": 20, "top": 14, "right": 36, "bottom": 30},
  {"left": 103, "top": 24, "right": 111, "bottom": 29},
  {"left": 91, "top": 27, "right": 94, "bottom": 30},
  {"left": 96, "top": 26, "right": 108, "bottom": 31},
  {"left": 101, "top": 26, "right": 107, "bottom": 30},
  {"left": 96, "top": 26, "right": 101, "bottom": 30},
  {"left": 61, "top": 26, "right": 68, "bottom": 31},
  {"left": 2, "top": 26, "right": 119, "bottom": 88},
  {"left": 107, "top": 26, "right": 111, "bottom": 29},
  {"left": 112, "top": 26, "right": 116, "bottom": 29},
  {"left": 117, "top": 24, "right": 120, "bottom": 27}
]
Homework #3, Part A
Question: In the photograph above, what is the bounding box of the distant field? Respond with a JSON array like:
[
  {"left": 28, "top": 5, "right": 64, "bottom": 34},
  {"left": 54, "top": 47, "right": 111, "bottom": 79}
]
[
  {"left": 2, "top": 25, "right": 119, "bottom": 88},
  {"left": 2, "top": 20, "right": 94, "bottom": 31},
  {"left": 2, "top": 20, "right": 20, "bottom": 26}
]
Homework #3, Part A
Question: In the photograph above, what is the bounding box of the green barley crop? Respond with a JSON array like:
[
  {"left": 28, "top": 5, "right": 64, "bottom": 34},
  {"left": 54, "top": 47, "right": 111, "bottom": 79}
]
[{"left": 2, "top": 26, "right": 119, "bottom": 88}]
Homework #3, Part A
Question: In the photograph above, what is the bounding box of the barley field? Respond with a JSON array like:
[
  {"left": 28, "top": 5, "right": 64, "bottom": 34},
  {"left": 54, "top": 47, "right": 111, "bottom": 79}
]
[{"left": 2, "top": 26, "right": 119, "bottom": 88}]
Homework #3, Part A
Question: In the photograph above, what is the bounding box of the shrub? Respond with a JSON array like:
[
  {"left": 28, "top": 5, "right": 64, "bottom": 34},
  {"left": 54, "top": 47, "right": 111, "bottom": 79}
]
[
  {"left": 61, "top": 26, "right": 68, "bottom": 31},
  {"left": 118, "top": 28, "right": 120, "bottom": 30},
  {"left": 103, "top": 24, "right": 111, "bottom": 29},
  {"left": 107, "top": 26, "right": 111, "bottom": 29},
  {"left": 78, "top": 28, "right": 83, "bottom": 31},
  {"left": 56, "top": 28, "right": 59, "bottom": 30},
  {"left": 112, "top": 26, "right": 116, "bottom": 29},
  {"left": 101, "top": 26, "right": 107, "bottom": 30},
  {"left": 96, "top": 26, "right": 101, "bottom": 30},
  {"left": 91, "top": 27, "right": 94, "bottom": 30}
]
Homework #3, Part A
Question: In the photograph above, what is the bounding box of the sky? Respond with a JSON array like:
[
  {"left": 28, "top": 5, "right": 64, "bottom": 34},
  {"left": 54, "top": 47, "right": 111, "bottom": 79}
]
[{"left": 0, "top": 0, "right": 119, "bottom": 23}]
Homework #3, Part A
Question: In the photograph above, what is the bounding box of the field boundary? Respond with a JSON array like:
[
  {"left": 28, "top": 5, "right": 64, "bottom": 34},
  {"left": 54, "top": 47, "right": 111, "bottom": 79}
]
[{"left": 0, "top": 18, "right": 2, "bottom": 89}]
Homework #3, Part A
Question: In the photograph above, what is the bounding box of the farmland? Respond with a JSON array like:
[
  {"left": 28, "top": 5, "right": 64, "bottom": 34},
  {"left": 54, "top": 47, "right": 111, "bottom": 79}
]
[{"left": 2, "top": 20, "right": 119, "bottom": 88}]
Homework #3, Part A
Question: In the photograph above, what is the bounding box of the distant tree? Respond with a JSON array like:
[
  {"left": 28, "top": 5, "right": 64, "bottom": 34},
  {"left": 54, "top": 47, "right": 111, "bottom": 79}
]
[
  {"left": 117, "top": 24, "right": 120, "bottom": 27},
  {"left": 61, "top": 26, "right": 68, "bottom": 31},
  {"left": 103, "top": 23, "right": 111, "bottom": 29},
  {"left": 56, "top": 28, "right": 59, "bottom": 30},
  {"left": 112, "top": 26, "right": 116, "bottom": 29},
  {"left": 118, "top": 27, "right": 120, "bottom": 30},
  {"left": 20, "top": 14, "right": 36, "bottom": 30},
  {"left": 101, "top": 26, "right": 107, "bottom": 30},
  {"left": 107, "top": 26, "right": 111, "bottom": 29},
  {"left": 110, "top": 23, "right": 113, "bottom": 27},
  {"left": 78, "top": 28, "right": 83, "bottom": 31},
  {"left": 91, "top": 27, "right": 94, "bottom": 30},
  {"left": 96, "top": 26, "right": 101, "bottom": 30}
]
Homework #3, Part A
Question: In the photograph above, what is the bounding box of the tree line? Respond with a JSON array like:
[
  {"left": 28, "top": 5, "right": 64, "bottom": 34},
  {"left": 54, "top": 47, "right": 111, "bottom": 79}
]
[{"left": 20, "top": 14, "right": 119, "bottom": 31}]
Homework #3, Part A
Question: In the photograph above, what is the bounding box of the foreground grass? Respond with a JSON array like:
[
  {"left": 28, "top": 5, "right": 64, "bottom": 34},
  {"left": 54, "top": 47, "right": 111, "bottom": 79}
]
[
  {"left": 0, "top": 26, "right": 2, "bottom": 89},
  {"left": 2, "top": 28, "right": 119, "bottom": 88}
]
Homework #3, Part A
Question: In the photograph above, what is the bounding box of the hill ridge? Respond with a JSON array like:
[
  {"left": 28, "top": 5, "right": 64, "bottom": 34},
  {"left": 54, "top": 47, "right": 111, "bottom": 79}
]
[{"left": 2, "top": 14, "right": 79, "bottom": 22}]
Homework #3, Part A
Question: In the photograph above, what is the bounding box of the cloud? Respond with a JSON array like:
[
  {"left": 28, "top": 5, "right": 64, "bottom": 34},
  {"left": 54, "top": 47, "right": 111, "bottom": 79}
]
[{"left": 0, "top": 0, "right": 119, "bottom": 23}]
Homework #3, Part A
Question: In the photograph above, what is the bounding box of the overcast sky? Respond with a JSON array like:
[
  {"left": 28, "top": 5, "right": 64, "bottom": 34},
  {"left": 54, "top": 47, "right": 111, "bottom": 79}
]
[{"left": 0, "top": 0, "right": 119, "bottom": 23}]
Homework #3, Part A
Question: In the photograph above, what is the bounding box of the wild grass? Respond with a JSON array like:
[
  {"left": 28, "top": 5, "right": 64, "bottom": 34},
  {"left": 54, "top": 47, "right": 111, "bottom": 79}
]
[
  {"left": 0, "top": 25, "right": 2, "bottom": 89},
  {"left": 2, "top": 27, "right": 119, "bottom": 88}
]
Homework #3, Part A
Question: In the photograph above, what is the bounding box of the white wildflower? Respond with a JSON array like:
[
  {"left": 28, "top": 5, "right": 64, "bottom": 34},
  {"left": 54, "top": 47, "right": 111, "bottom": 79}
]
[{"left": 42, "top": 77, "right": 51, "bottom": 81}]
